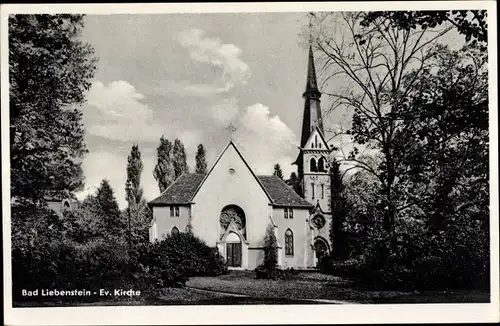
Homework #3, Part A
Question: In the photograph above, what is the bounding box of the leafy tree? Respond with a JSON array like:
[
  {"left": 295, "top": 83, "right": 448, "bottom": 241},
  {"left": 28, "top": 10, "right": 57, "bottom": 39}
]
[
  {"left": 329, "top": 158, "right": 348, "bottom": 260},
  {"left": 361, "top": 10, "right": 487, "bottom": 51},
  {"left": 397, "top": 45, "right": 488, "bottom": 232},
  {"left": 153, "top": 136, "right": 175, "bottom": 193},
  {"left": 9, "top": 14, "right": 97, "bottom": 203},
  {"left": 126, "top": 144, "right": 144, "bottom": 207},
  {"left": 195, "top": 144, "right": 208, "bottom": 174},
  {"left": 125, "top": 144, "right": 145, "bottom": 248},
  {"left": 273, "top": 163, "right": 284, "bottom": 180},
  {"left": 312, "top": 12, "right": 452, "bottom": 248},
  {"left": 172, "top": 138, "right": 189, "bottom": 180}
]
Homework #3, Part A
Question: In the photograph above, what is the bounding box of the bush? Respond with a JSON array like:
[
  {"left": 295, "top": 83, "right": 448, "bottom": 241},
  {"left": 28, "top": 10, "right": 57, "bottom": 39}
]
[
  {"left": 320, "top": 214, "right": 489, "bottom": 291},
  {"left": 254, "top": 266, "right": 298, "bottom": 280},
  {"left": 135, "top": 232, "right": 227, "bottom": 289}
]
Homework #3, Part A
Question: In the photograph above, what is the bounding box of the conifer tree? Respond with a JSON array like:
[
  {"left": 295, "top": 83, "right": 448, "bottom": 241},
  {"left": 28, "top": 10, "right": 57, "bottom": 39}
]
[
  {"left": 195, "top": 144, "right": 208, "bottom": 174},
  {"left": 273, "top": 163, "right": 284, "bottom": 180},
  {"left": 172, "top": 138, "right": 189, "bottom": 180},
  {"left": 153, "top": 136, "right": 175, "bottom": 193},
  {"left": 96, "top": 179, "right": 122, "bottom": 237}
]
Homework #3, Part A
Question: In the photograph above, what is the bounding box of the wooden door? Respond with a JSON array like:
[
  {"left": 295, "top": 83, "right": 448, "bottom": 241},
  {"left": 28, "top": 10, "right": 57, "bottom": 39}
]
[{"left": 226, "top": 243, "right": 242, "bottom": 267}]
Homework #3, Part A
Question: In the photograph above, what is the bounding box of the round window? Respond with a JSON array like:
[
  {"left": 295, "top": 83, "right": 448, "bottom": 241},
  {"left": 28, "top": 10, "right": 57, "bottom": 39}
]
[{"left": 229, "top": 168, "right": 235, "bottom": 175}]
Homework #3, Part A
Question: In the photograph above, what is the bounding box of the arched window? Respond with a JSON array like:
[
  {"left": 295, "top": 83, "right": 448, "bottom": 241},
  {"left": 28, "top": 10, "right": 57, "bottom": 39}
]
[
  {"left": 171, "top": 227, "right": 179, "bottom": 236},
  {"left": 318, "top": 157, "right": 326, "bottom": 172},
  {"left": 63, "top": 200, "right": 70, "bottom": 209},
  {"left": 285, "top": 229, "right": 294, "bottom": 256},
  {"left": 310, "top": 158, "right": 317, "bottom": 172}
]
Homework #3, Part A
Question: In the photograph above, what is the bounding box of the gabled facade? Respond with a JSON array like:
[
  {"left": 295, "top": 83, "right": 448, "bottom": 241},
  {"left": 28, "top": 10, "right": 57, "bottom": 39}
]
[{"left": 149, "top": 141, "right": 315, "bottom": 269}]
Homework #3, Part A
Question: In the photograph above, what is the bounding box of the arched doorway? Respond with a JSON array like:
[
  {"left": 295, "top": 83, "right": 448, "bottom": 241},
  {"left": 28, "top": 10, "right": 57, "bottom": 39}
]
[
  {"left": 314, "top": 237, "right": 329, "bottom": 265},
  {"left": 225, "top": 232, "right": 242, "bottom": 267}
]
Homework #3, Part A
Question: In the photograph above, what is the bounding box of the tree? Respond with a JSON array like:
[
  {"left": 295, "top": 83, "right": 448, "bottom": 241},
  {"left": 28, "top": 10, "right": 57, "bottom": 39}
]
[
  {"left": 125, "top": 144, "right": 144, "bottom": 249},
  {"left": 273, "top": 163, "right": 284, "bottom": 180},
  {"left": 172, "top": 139, "right": 189, "bottom": 180},
  {"left": 361, "top": 10, "right": 487, "bottom": 51},
  {"left": 9, "top": 14, "right": 97, "bottom": 203},
  {"left": 286, "top": 172, "right": 301, "bottom": 195},
  {"left": 95, "top": 179, "right": 123, "bottom": 237},
  {"left": 396, "top": 45, "right": 488, "bottom": 232},
  {"left": 153, "top": 136, "right": 175, "bottom": 193},
  {"left": 263, "top": 223, "right": 278, "bottom": 277},
  {"left": 329, "top": 158, "right": 348, "bottom": 260},
  {"left": 195, "top": 144, "right": 208, "bottom": 174},
  {"left": 312, "top": 12, "right": 452, "bottom": 248}
]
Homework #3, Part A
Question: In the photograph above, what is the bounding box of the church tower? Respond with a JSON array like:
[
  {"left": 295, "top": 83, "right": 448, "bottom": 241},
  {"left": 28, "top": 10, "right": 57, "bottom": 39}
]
[{"left": 294, "top": 45, "right": 332, "bottom": 212}]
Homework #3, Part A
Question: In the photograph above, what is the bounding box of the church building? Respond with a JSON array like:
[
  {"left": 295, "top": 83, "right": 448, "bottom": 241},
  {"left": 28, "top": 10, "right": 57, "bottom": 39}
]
[{"left": 148, "top": 46, "right": 333, "bottom": 269}]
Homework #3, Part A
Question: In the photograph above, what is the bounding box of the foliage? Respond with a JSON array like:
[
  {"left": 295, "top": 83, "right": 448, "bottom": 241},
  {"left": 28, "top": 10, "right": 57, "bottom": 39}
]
[
  {"left": 125, "top": 144, "right": 144, "bottom": 208},
  {"left": 153, "top": 136, "right": 175, "bottom": 193},
  {"left": 286, "top": 172, "right": 301, "bottom": 196},
  {"left": 125, "top": 144, "right": 149, "bottom": 247},
  {"left": 9, "top": 14, "right": 97, "bottom": 203},
  {"left": 329, "top": 158, "right": 348, "bottom": 259},
  {"left": 260, "top": 224, "right": 279, "bottom": 279},
  {"left": 195, "top": 144, "right": 208, "bottom": 174},
  {"left": 361, "top": 10, "right": 487, "bottom": 51},
  {"left": 172, "top": 138, "right": 189, "bottom": 180},
  {"left": 273, "top": 163, "right": 284, "bottom": 180},
  {"left": 94, "top": 179, "right": 123, "bottom": 237},
  {"left": 135, "top": 233, "right": 227, "bottom": 288}
]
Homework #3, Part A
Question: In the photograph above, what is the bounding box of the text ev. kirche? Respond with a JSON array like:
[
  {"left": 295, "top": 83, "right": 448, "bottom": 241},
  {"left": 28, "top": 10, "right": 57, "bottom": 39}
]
[{"left": 22, "top": 289, "right": 141, "bottom": 297}]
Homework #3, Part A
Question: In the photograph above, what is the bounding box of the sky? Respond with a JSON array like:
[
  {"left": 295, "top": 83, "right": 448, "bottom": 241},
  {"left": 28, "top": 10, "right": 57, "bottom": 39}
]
[
  {"left": 76, "top": 12, "right": 466, "bottom": 209},
  {"left": 77, "top": 13, "right": 320, "bottom": 208}
]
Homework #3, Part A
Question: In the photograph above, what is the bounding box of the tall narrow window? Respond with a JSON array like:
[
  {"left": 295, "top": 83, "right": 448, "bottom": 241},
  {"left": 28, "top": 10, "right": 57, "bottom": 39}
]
[
  {"left": 289, "top": 208, "right": 294, "bottom": 219},
  {"left": 315, "top": 135, "right": 318, "bottom": 147},
  {"left": 170, "top": 206, "right": 174, "bottom": 217},
  {"left": 311, "top": 183, "right": 315, "bottom": 199},
  {"left": 285, "top": 229, "right": 294, "bottom": 256},
  {"left": 310, "top": 158, "right": 317, "bottom": 172},
  {"left": 284, "top": 208, "right": 289, "bottom": 219},
  {"left": 175, "top": 206, "right": 180, "bottom": 217},
  {"left": 318, "top": 157, "right": 325, "bottom": 172},
  {"left": 321, "top": 184, "right": 324, "bottom": 199}
]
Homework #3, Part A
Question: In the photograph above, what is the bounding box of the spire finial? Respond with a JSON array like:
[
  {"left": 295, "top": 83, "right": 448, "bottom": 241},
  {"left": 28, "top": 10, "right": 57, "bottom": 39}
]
[
  {"left": 225, "top": 122, "right": 237, "bottom": 141},
  {"left": 308, "top": 12, "right": 313, "bottom": 46}
]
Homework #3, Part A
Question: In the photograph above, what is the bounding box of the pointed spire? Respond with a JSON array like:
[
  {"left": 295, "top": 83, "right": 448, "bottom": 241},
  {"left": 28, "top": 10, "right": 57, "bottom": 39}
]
[
  {"left": 305, "top": 45, "right": 319, "bottom": 91},
  {"left": 300, "top": 43, "right": 324, "bottom": 147}
]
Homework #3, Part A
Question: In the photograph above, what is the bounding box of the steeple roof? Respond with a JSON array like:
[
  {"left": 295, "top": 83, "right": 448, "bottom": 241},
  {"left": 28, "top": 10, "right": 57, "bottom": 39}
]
[
  {"left": 300, "top": 45, "right": 324, "bottom": 147},
  {"left": 305, "top": 45, "right": 319, "bottom": 90}
]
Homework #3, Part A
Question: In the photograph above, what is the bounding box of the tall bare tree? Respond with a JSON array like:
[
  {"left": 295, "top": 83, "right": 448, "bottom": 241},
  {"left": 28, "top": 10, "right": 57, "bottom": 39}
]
[{"left": 311, "top": 12, "right": 452, "bottom": 245}]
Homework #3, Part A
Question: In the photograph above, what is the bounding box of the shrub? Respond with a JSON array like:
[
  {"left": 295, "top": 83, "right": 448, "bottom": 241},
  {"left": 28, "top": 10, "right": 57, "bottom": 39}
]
[
  {"left": 261, "top": 224, "right": 278, "bottom": 278},
  {"left": 135, "top": 232, "right": 227, "bottom": 288}
]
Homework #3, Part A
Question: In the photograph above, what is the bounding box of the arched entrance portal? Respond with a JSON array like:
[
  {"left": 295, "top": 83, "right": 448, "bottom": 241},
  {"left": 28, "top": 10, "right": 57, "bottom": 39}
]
[
  {"left": 314, "top": 237, "right": 329, "bottom": 265},
  {"left": 220, "top": 205, "right": 246, "bottom": 268},
  {"left": 225, "top": 232, "right": 242, "bottom": 267}
]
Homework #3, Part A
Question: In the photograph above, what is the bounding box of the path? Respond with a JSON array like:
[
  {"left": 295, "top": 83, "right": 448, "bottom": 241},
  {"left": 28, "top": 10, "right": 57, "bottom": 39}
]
[{"left": 185, "top": 286, "right": 355, "bottom": 304}]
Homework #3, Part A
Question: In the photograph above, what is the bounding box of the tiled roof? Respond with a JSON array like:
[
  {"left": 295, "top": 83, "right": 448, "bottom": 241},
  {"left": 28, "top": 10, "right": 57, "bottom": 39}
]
[
  {"left": 149, "top": 173, "right": 312, "bottom": 208},
  {"left": 149, "top": 173, "right": 205, "bottom": 205},
  {"left": 257, "top": 175, "right": 313, "bottom": 207}
]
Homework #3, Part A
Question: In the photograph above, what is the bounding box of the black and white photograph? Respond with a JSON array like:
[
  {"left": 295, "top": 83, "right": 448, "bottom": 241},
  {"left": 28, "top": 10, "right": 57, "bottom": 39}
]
[{"left": 2, "top": 2, "right": 498, "bottom": 325}]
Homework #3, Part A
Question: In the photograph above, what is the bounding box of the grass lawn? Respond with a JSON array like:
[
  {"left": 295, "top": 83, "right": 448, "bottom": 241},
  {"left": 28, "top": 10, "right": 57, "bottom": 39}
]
[
  {"left": 13, "top": 270, "right": 490, "bottom": 306},
  {"left": 186, "top": 270, "right": 490, "bottom": 304}
]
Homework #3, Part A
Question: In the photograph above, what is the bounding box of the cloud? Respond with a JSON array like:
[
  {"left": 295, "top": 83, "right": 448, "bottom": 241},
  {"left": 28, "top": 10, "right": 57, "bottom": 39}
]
[
  {"left": 177, "top": 28, "right": 251, "bottom": 94},
  {"left": 232, "top": 103, "right": 298, "bottom": 177},
  {"left": 84, "top": 80, "right": 160, "bottom": 142}
]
